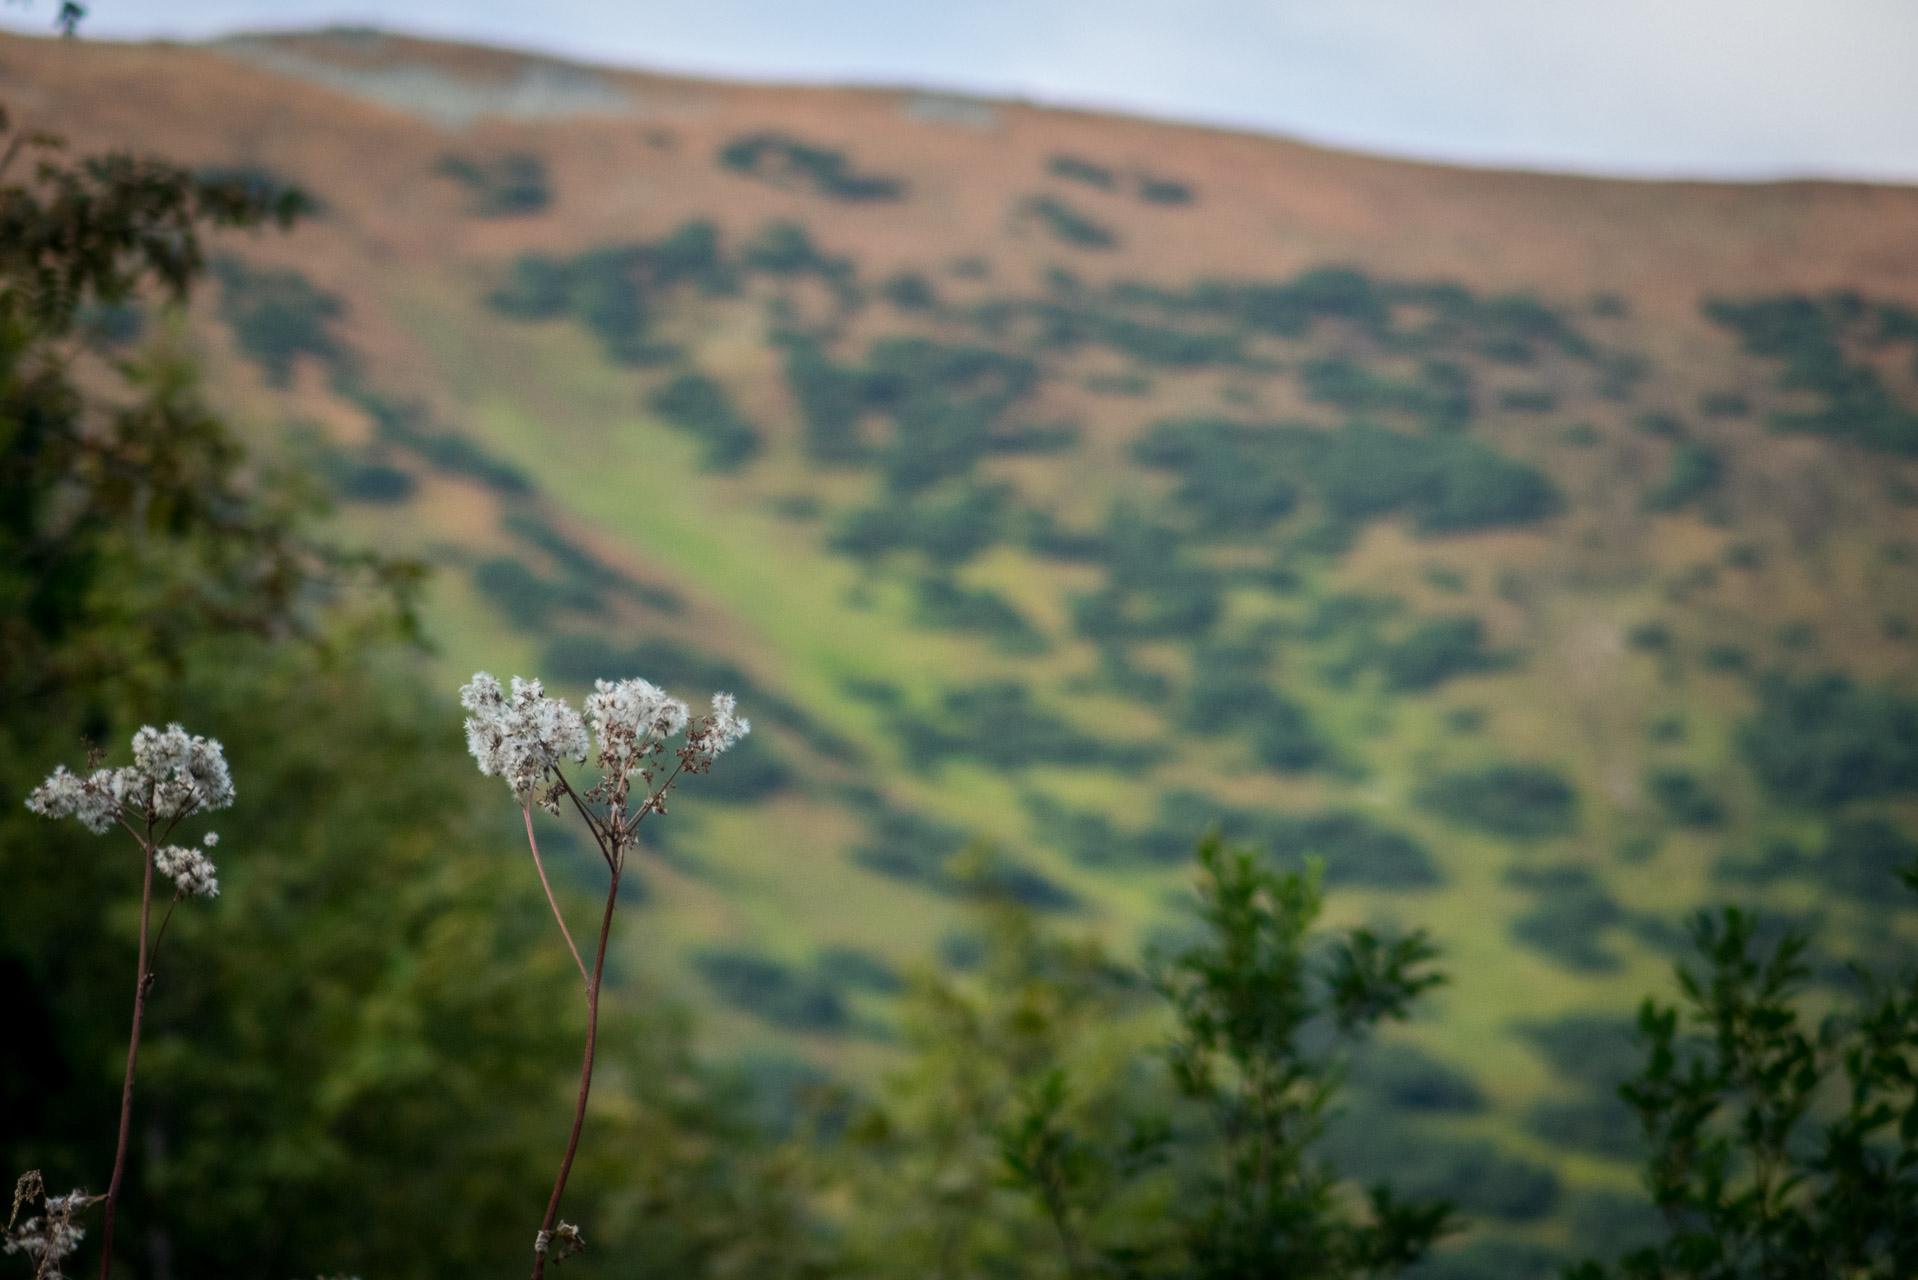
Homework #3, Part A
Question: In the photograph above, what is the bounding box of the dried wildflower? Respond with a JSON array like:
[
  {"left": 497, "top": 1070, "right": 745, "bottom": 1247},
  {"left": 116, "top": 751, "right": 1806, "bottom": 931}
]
[
  {"left": 155, "top": 844, "right": 219, "bottom": 898},
  {"left": 682, "top": 692, "right": 750, "bottom": 771},
  {"left": 461, "top": 673, "right": 589, "bottom": 799},
  {"left": 25, "top": 765, "right": 127, "bottom": 834},
  {"left": 584, "top": 677, "right": 688, "bottom": 775},
  {"left": 535, "top": 1221, "right": 585, "bottom": 1263},
  {"left": 25, "top": 724, "right": 233, "bottom": 832},
  {"left": 129, "top": 723, "right": 235, "bottom": 818},
  {"left": 21, "top": 721, "right": 233, "bottom": 1275},
  {"left": 5, "top": 1173, "right": 95, "bottom": 1280},
  {"left": 481, "top": 670, "right": 748, "bottom": 1280}
]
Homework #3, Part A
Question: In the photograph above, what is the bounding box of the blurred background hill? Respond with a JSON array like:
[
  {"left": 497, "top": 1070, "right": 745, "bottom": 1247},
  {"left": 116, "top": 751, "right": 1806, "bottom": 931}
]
[{"left": 8, "top": 23, "right": 1918, "bottom": 1275}]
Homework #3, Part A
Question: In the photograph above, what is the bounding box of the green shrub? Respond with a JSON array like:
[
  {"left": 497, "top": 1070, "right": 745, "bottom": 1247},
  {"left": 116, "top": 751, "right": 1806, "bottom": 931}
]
[
  {"left": 881, "top": 271, "right": 936, "bottom": 309},
  {"left": 1379, "top": 616, "right": 1507, "bottom": 691},
  {"left": 847, "top": 792, "right": 1074, "bottom": 909},
  {"left": 648, "top": 372, "right": 761, "bottom": 470},
  {"left": 1562, "top": 422, "right": 1602, "bottom": 447},
  {"left": 355, "top": 393, "right": 531, "bottom": 493},
  {"left": 1705, "top": 291, "right": 1918, "bottom": 455},
  {"left": 1350, "top": 1042, "right": 1486, "bottom": 1113},
  {"left": 1524, "top": 1097, "right": 1641, "bottom": 1159},
  {"left": 1046, "top": 153, "right": 1114, "bottom": 189},
  {"left": 1741, "top": 672, "right": 1918, "bottom": 808},
  {"left": 1070, "top": 510, "right": 1223, "bottom": 640},
  {"left": 1823, "top": 817, "right": 1918, "bottom": 899},
  {"left": 485, "top": 233, "right": 729, "bottom": 366},
  {"left": 867, "top": 337, "right": 1041, "bottom": 491},
  {"left": 487, "top": 253, "right": 575, "bottom": 319},
  {"left": 323, "top": 457, "right": 415, "bottom": 504},
  {"left": 502, "top": 512, "right": 681, "bottom": 613},
  {"left": 743, "top": 221, "right": 852, "bottom": 277},
  {"left": 1023, "top": 195, "right": 1116, "bottom": 249},
  {"left": 912, "top": 574, "right": 1047, "bottom": 653},
  {"left": 892, "top": 680, "right": 1160, "bottom": 774},
  {"left": 816, "top": 946, "right": 904, "bottom": 995},
  {"left": 1410, "top": 1239, "right": 1566, "bottom": 1280},
  {"left": 1643, "top": 441, "right": 1722, "bottom": 512},
  {"left": 1021, "top": 793, "right": 1133, "bottom": 867},
  {"left": 1419, "top": 764, "right": 1578, "bottom": 840},
  {"left": 433, "top": 151, "right": 549, "bottom": 216},
  {"left": 1646, "top": 768, "right": 1726, "bottom": 828},
  {"left": 1300, "top": 358, "right": 1472, "bottom": 431},
  {"left": 1136, "top": 173, "right": 1193, "bottom": 205},
  {"left": 1181, "top": 645, "right": 1333, "bottom": 772},
  {"left": 1507, "top": 865, "right": 1625, "bottom": 973},
  {"left": 1152, "top": 790, "right": 1442, "bottom": 887},
  {"left": 1320, "top": 1125, "right": 1559, "bottom": 1222},
  {"left": 1566, "top": 905, "right": 1918, "bottom": 1279},
  {"left": 1132, "top": 418, "right": 1301, "bottom": 535},
  {"left": 717, "top": 131, "right": 905, "bottom": 201},
  {"left": 1090, "top": 313, "right": 1243, "bottom": 366},
  {"left": 212, "top": 257, "right": 344, "bottom": 385},
  {"left": 693, "top": 948, "right": 849, "bottom": 1032},
  {"left": 831, "top": 483, "right": 1009, "bottom": 565},
  {"left": 1309, "top": 424, "right": 1563, "bottom": 535},
  {"left": 1499, "top": 388, "right": 1558, "bottom": 413},
  {"left": 1626, "top": 621, "right": 1672, "bottom": 651},
  {"left": 779, "top": 333, "right": 869, "bottom": 463},
  {"left": 471, "top": 556, "right": 599, "bottom": 630}
]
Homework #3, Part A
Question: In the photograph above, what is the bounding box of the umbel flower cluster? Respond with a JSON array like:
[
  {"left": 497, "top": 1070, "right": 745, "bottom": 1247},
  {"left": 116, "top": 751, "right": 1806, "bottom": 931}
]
[
  {"left": 460, "top": 672, "right": 748, "bottom": 818},
  {"left": 459, "top": 671, "right": 747, "bottom": 1280},
  {"left": 27, "top": 724, "right": 233, "bottom": 898}
]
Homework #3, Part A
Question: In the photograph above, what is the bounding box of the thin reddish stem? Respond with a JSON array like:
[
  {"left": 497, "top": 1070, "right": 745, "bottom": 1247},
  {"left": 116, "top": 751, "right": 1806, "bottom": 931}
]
[
  {"left": 98, "top": 821, "right": 156, "bottom": 1280},
  {"left": 523, "top": 806, "right": 589, "bottom": 990},
  {"left": 530, "top": 860, "right": 620, "bottom": 1280}
]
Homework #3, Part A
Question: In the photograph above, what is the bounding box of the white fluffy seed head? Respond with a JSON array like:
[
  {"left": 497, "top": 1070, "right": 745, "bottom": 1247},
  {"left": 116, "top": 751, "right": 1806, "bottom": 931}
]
[
  {"left": 460, "top": 672, "right": 589, "bottom": 799},
  {"left": 155, "top": 844, "right": 220, "bottom": 898},
  {"left": 2, "top": 1188, "right": 89, "bottom": 1268},
  {"left": 685, "top": 691, "right": 751, "bottom": 768},
  {"left": 585, "top": 677, "right": 690, "bottom": 773},
  {"left": 128, "top": 723, "right": 235, "bottom": 818},
  {"left": 26, "top": 723, "right": 232, "bottom": 833}
]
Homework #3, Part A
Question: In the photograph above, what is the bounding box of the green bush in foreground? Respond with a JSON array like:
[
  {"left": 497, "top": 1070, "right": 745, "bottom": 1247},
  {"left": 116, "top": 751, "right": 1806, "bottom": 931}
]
[
  {"left": 834, "top": 839, "right": 1455, "bottom": 1279},
  {"left": 1570, "top": 898, "right": 1918, "bottom": 1279}
]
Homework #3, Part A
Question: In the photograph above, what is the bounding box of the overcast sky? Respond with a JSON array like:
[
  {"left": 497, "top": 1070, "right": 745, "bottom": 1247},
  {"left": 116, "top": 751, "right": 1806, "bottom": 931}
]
[{"left": 9, "top": 0, "right": 1915, "bottom": 181}]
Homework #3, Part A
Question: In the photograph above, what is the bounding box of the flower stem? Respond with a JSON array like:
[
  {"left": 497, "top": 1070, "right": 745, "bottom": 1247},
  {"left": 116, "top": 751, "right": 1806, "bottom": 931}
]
[
  {"left": 524, "top": 806, "right": 589, "bottom": 990},
  {"left": 531, "top": 860, "right": 619, "bottom": 1280},
  {"left": 99, "top": 828, "right": 156, "bottom": 1280}
]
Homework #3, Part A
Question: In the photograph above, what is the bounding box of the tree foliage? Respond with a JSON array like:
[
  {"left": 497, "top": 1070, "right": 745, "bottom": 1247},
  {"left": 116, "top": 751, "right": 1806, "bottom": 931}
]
[
  {"left": 832, "top": 838, "right": 1454, "bottom": 1279},
  {"left": 1572, "top": 900, "right": 1918, "bottom": 1279}
]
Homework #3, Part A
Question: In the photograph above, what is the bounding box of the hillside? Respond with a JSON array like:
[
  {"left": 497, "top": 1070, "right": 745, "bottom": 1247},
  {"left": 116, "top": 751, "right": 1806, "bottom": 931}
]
[{"left": 13, "top": 25, "right": 1918, "bottom": 1274}]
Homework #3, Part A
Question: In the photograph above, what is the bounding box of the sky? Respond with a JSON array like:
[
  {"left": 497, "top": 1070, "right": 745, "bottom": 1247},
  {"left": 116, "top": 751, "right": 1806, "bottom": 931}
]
[{"left": 7, "top": 0, "right": 1915, "bottom": 182}]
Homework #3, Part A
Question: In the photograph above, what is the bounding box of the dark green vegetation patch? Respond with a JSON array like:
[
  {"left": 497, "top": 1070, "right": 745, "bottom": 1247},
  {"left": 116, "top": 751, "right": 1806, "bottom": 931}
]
[
  {"left": 1024, "top": 788, "right": 1440, "bottom": 887},
  {"left": 1419, "top": 764, "right": 1578, "bottom": 840},
  {"left": 1706, "top": 290, "right": 1918, "bottom": 455},
  {"left": 1741, "top": 672, "right": 1918, "bottom": 809},
  {"left": 648, "top": 372, "right": 762, "bottom": 470},
  {"left": 434, "top": 151, "right": 550, "bottom": 216},
  {"left": 719, "top": 131, "right": 905, "bottom": 201},
  {"left": 1133, "top": 418, "right": 1562, "bottom": 540},
  {"left": 213, "top": 257, "right": 344, "bottom": 385},
  {"left": 1021, "top": 194, "right": 1117, "bottom": 249}
]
